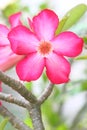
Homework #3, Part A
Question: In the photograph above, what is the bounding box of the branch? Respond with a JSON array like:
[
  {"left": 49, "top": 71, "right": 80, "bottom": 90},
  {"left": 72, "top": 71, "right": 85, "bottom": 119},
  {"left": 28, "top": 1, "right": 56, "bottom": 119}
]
[
  {"left": 27, "top": 104, "right": 44, "bottom": 130},
  {"left": 0, "top": 71, "right": 37, "bottom": 103},
  {"left": 0, "top": 92, "right": 29, "bottom": 108},
  {"left": 38, "top": 83, "right": 54, "bottom": 104},
  {"left": 0, "top": 105, "right": 32, "bottom": 130}
]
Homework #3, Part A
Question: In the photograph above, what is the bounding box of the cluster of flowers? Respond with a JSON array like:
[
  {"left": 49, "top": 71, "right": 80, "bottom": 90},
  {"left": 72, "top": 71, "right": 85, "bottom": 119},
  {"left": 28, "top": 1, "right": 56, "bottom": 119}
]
[{"left": 0, "top": 9, "right": 83, "bottom": 101}]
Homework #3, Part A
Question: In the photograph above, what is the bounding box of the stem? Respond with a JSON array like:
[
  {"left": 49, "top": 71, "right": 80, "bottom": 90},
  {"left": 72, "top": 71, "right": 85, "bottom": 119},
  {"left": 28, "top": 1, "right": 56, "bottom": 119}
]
[
  {"left": 27, "top": 104, "right": 44, "bottom": 130},
  {"left": 0, "top": 105, "right": 32, "bottom": 130},
  {"left": 38, "top": 83, "right": 54, "bottom": 104},
  {"left": 0, "top": 92, "right": 29, "bottom": 108},
  {"left": 0, "top": 71, "right": 37, "bottom": 103}
]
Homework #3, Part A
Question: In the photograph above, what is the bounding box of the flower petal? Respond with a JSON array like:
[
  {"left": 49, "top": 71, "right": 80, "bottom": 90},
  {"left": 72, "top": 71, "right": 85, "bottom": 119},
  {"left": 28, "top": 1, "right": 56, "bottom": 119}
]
[
  {"left": 33, "top": 9, "right": 59, "bottom": 41},
  {"left": 0, "top": 46, "right": 12, "bottom": 63},
  {"left": 52, "top": 31, "right": 83, "bottom": 57},
  {"left": 9, "top": 12, "right": 22, "bottom": 28},
  {"left": 46, "top": 53, "right": 70, "bottom": 84},
  {"left": 16, "top": 53, "right": 45, "bottom": 81},
  {"left": 0, "top": 54, "right": 24, "bottom": 72},
  {"left": 8, "top": 25, "right": 39, "bottom": 55},
  {"left": 0, "top": 24, "right": 9, "bottom": 46}
]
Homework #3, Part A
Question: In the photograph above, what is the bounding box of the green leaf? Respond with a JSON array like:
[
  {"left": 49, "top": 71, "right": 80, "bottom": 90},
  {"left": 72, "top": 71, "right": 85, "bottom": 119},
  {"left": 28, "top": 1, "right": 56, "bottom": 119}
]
[
  {"left": 0, "top": 118, "right": 9, "bottom": 130},
  {"left": 83, "top": 37, "right": 87, "bottom": 45},
  {"left": 25, "top": 82, "right": 32, "bottom": 91},
  {"left": 39, "top": 3, "right": 48, "bottom": 10},
  {"left": 24, "top": 117, "right": 33, "bottom": 128},
  {"left": 56, "top": 16, "right": 69, "bottom": 34},
  {"left": 81, "top": 81, "right": 87, "bottom": 91},
  {"left": 56, "top": 124, "right": 68, "bottom": 130},
  {"left": 75, "top": 55, "right": 87, "bottom": 60},
  {"left": 42, "top": 73, "right": 48, "bottom": 82},
  {"left": 61, "top": 4, "right": 87, "bottom": 31}
]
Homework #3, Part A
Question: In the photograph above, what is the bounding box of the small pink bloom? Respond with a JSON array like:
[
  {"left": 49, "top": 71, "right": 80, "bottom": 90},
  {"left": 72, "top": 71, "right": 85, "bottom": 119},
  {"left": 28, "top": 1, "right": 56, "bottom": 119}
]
[
  {"left": 8, "top": 9, "right": 83, "bottom": 84},
  {"left": 0, "top": 12, "right": 24, "bottom": 71}
]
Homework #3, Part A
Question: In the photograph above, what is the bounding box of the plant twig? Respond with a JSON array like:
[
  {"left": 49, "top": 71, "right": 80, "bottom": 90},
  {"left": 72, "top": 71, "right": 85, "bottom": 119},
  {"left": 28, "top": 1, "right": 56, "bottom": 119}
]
[
  {"left": 0, "top": 105, "right": 32, "bottom": 130},
  {"left": 38, "top": 83, "right": 54, "bottom": 104},
  {"left": 0, "top": 71, "right": 37, "bottom": 103},
  {"left": 27, "top": 104, "right": 44, "bottom": 130},
  {"left": 0, "top": 92, "right": 29, "bottom": 108}
]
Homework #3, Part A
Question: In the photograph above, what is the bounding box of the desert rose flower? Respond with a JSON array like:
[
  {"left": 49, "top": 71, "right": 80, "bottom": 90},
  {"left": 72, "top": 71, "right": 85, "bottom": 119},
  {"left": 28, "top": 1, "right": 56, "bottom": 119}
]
[
  {"left": 0, "top": 12, "right": 24, "bottom": 104},
  {"left": 0, "top": 12, "right": 24, "bottom": 71},
  {"left": 8, "top": 9, "right": 83, "bottom": 84}
]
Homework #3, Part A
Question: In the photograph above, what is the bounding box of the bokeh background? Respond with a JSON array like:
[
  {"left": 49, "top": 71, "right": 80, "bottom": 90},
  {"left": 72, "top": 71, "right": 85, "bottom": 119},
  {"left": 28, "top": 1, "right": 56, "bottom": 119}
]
[{"left": 0, "top": 0, "right": 87, "bottom": 130}]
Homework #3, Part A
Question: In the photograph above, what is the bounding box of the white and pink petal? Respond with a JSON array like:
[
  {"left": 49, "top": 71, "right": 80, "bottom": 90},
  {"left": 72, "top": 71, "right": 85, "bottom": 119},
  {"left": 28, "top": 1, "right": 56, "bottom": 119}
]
[
  {"left": 16, "top": 53, "right": 45, "bottom": 81},
  {"left": 8, "top": 25, "right": 39, "bottom": 55},
  {"left": 0, "top": 24, "right": 9, "bottom": 46},
  {"left": 33, "top": 9, "right": 59, "bottom": 41},
  {"left": 45, "top": 53, "right": 70, "bottom": 84},
  {"left": 51, "top": 31, "right": 83, "bottom": 57},
  {"left": 9, "top": 12, "right": 22, "bottom": 28}
]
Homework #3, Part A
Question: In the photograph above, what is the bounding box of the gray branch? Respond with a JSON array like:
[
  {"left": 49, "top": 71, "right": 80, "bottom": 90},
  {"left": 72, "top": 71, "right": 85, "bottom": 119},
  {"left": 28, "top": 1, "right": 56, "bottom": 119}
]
[
  {"left": 0, "top": 105, "right": 32, "bottom": 130},
  {"left": 38, "top": 83, "right": 54, "bottom": 104},
  {"left": 0, "top": 71, "right": 37, "bottom": 103},
  {"left": 0, "top": 92, "right": 29, "bottom": 108},
  {"left": 27, "top": 104, "right": 45, "bottom": 130}
]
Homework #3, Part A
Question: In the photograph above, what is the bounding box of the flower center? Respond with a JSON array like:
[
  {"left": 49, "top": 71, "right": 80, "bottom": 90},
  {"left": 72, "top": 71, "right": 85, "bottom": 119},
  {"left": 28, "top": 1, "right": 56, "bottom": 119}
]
[{"left": 38, "top": 41, "right": 52, "bottom": 55}]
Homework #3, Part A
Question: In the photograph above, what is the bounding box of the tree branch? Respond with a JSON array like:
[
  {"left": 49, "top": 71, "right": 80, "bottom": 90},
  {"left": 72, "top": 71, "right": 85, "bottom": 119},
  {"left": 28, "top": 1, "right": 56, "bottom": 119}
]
[
  {"left": 0, "top": 105, "right": 32, "bottom": 130},
  {"left": 38, "top": 83, "right": 54, "bottom": 104},
  {"left": 27, "top": 104, "right": 44, "bottom": 130},
  {"left": 0, "top": 71, "right": 37, "bottom": 103},
  {"left": 0, "top": 92, "right": 29, "bottom": 108}
]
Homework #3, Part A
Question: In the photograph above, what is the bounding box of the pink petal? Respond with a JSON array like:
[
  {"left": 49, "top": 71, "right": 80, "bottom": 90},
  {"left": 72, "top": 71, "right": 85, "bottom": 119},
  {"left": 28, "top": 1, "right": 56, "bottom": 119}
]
[
  {"left": 51, "top": 31, "right": 83, "bottom": 57},
  {"left": 0, "top": 46, "right": 12, "bottom": 63},
  {"left": 33, "top": 9, "right": 59, "bottom": 41},
  {"left": 0, "top": 24, "right": 9, "bottom": 46},
  {"left": 45, "top": 53, "right": 70, "bottom": 84},
  {"left": 8, "top": 25, "right": 39, "bottom": 55},
  {"left": 0, "top": 54, "right": 24, "bottom": 71},
  {"left": 9, "top": 12, "right": 22, "bottom": 28},
  {"left": 16, "top": 53, "right": 45, "bottom": 81}
]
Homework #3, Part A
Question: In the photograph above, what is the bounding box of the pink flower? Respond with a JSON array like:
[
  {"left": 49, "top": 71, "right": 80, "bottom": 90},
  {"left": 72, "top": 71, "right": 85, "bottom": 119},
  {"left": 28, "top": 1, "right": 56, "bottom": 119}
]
[
  {"left": 8, "top": 9, "right": 83, "bottom": 84},
  {"left": 0, "top": 12, "right": 24, "bottom": 72},
  {"left": 0, "top": 12, "right": 24, "bottom": 105}
]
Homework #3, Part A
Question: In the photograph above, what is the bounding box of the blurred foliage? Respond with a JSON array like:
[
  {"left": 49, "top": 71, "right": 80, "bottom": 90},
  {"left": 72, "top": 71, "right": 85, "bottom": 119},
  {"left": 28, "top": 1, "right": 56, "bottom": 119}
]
[
  {"left": 41, "top": 85, "right": 68, "bottom": 130},
  {"left": 24, "top": 116, "right": 33, "bottom": 129},
  {"left": 56, "top": 124, "right": 68, "bottom": 130},
  {"left": 81, "top": 81, "right": 87, "bottom": 91},
  {"left": 0, "top": 117, "right": 9, "bottom": 130},
  {"left": 83, "top": 37, "right": 87, "bottom": 44},
  {"left": 2, "top": 0, "right": 29, "bottom": 18},
  {"left": 42, "top": 73, "right": 48, "bottom": 83},
  {"left": 56, "top": 4, "right": 87, "bottom": 33},
  {"left": 39, "top": 2, "right": 48, "bottom": 10},
  {"left": 78, "top": 114, "right": 87, "bottom": 129},
  {"left": 25, "top": 82, "right": 32, "bottom": 91},
  {"left": 56, "top": 16, "right": 69, "bottom": 35},
  {"left": 75, "top": 55, "right": 87, "bottom": 60}
]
